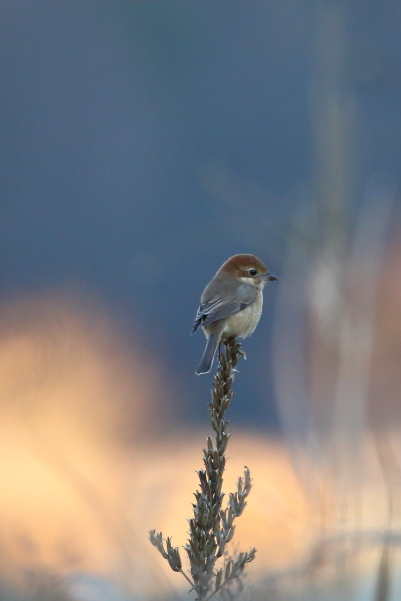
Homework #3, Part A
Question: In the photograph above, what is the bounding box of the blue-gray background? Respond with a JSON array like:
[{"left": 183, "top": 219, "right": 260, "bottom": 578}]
[{"left": 1, "top": 0, "right": 400, "bottom": 429}]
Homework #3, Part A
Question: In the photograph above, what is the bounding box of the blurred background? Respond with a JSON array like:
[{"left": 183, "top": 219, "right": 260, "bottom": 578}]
[{"left": 1, "top": 0, "right": 401, "bottom": 599}]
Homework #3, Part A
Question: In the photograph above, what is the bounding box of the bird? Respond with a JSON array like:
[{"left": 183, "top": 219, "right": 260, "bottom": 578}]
[{"left": 191, "top": 254, "right": 278, "bottom": 375}]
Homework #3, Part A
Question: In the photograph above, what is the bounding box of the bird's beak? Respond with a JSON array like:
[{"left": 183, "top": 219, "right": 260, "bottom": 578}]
[{"left": 263, "top": 273, "right": 278, "bottom": 282}]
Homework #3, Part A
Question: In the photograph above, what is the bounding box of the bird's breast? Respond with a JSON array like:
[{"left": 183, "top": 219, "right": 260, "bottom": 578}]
[{"left": 224, "top": 291, "right": 263, "bottom": 339}]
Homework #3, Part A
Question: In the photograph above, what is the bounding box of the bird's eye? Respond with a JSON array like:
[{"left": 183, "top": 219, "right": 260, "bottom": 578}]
[{"left": 248, "top": 269, "right": 257, "bottom": 276}]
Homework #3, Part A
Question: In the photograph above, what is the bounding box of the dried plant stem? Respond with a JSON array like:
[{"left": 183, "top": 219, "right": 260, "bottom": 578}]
[
  {"left": 179, "top": 568, "right": 195, "bottom": 587},
  {"left": 150, "top": 336, "right": 256, "bottom": 600}
]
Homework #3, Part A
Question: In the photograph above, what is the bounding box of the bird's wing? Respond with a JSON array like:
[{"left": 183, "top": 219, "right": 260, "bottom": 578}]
[{"left": 191, "top": 284, "right": 257, "bottom": 334}]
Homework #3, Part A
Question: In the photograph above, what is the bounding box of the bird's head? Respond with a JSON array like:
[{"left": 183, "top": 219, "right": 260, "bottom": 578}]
[{"left": 219, "top": 254, "right": 278, "bottom": 288}]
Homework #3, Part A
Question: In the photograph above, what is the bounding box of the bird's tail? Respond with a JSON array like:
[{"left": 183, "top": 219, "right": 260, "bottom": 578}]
[{"left": 196, "top": 335, "right": 219, "bottom": 375}]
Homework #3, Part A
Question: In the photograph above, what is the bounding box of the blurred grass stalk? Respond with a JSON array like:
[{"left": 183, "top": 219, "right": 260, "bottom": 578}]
[
  {"left": 150, "top": 337, "right": 256, "bottom": 600},
  {"left": 272, "top": 1, "right": 397, "bottom": 598}
]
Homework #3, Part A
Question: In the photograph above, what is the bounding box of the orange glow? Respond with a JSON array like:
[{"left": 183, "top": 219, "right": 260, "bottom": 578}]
[{"left": 0, "top": 291, "right": 399, "bottom": 597}]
